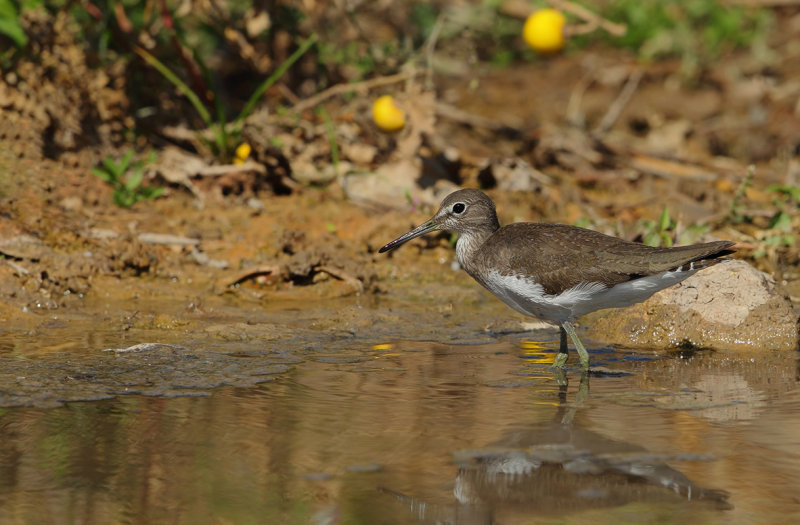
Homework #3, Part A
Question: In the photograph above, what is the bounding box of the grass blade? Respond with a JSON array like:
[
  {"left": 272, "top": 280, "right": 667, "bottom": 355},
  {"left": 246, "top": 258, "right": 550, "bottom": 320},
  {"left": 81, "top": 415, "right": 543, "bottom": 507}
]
[
  {"left": 134, "top": 45, "right": 213, "bottom": 127},
  {"left": 318, "top": 106, "right": 339, "bottom": 174},
  {"left": 234, "top": 33, "right": 318, "bottom": 125}
]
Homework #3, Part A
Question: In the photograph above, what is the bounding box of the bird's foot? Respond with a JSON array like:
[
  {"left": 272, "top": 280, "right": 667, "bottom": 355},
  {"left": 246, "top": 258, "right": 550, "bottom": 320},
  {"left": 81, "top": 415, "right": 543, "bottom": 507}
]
[
  {"left": 552, "top": 351, "right": 568, "bottom": 369},
  {"left": 562, "top": 321, "right": 591, "bottom": 371}
]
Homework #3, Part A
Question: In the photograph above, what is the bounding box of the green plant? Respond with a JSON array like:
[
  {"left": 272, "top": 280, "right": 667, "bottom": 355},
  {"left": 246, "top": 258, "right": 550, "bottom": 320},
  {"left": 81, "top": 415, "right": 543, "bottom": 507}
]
[
  {"left": 766, "top": 184, "right": 800, "bottom": 206},
  {"left": 0, "top": 0, "right": 29, "bottom": 48},
  {"left": 753, "top": 221, "right": 795, "bottom": 259},
  {"left": 92, "top": 150, "right": 163, "bottom": 208},
  {"left": 598, "top": 0, "right": 772, "bottom": 76},
  {"left": 752, "top": 183, "right": 800, "bottom": 258},
  {"left": 727, "top": 165, "right": 755, "bottom": 224},
  {"left": 641, "top": 206, "right": 676, "bottom": 247},
  {"left": 316, "top": 40, "right": 381, "bottom": 81},
  {"left": 136, "top": 32, "right": 317, "bottom": 161}
]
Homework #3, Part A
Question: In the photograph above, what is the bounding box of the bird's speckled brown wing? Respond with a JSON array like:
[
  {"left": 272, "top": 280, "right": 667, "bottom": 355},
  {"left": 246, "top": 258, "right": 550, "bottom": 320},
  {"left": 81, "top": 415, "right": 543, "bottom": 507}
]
[{"left": 473, "top": 223, "right": 734, "bottom": 295}]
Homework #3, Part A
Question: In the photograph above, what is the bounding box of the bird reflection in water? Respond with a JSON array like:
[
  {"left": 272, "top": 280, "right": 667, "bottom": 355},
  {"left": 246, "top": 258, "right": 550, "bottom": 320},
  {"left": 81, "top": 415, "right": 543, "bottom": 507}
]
[{"left": 380, "top": 372, "right": 730, "bottom": 524}]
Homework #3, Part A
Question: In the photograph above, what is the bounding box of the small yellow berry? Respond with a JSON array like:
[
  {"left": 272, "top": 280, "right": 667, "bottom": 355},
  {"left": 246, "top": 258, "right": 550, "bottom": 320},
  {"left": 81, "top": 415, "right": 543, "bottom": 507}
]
[
  {"left": 233, "top": 142, "right": 251, "bottom": 165},
  {"left": 372, "top": 95, "right": 405, "bottom": 133},
  {"left": 523, "top": 9, "right": 567, "bottom": 55}
]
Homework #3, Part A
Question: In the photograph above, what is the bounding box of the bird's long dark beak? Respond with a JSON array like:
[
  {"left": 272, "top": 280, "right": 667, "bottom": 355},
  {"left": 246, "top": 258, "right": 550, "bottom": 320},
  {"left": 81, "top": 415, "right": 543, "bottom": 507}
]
[{"left": 378, "top": 218, "right": 439, "bottom": 253}]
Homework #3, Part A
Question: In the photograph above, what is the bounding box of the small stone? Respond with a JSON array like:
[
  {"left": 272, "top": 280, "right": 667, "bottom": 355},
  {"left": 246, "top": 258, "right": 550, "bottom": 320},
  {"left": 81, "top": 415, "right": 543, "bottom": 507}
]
[
  {"left": 60, "top": 196, "right": 82, "bottom": 211},
  {"left": 588, "top": 260, "right": 800, "bottom": 352}
]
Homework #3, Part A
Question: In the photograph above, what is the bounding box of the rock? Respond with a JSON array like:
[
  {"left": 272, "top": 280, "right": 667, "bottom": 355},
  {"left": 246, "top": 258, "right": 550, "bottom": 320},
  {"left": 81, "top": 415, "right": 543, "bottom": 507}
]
[
  {"left": 342, "top": 159, "right": 459, "bottom": 210},
  {"left": 292, "top": 160, "right": 348, "bottom": 186},
  {"left": 342, "top": 159, "right": 417, "bottom": 208},
  {"left": 341, "top": 142, "right": 377, "bottom": 165},
  {"left": 477, "top": 158, "right": 552, "bottom": 192},
  {"left": 587, "top": 260, "right": 800, "bottom": 352}
]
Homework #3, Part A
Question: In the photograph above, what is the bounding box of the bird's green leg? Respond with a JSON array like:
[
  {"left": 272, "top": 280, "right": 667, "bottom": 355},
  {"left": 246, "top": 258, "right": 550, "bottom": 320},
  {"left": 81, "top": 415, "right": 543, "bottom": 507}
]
[
  {"left": 560, "top": 371, "right": 589, "bottom": 425},
  {"left": 576, "top": 369, "right": 589, "bottom": 403},
  {"left": 562, "top": 321, "right": 590, "bottom": 370},
  {"left": 552, "top": 326, "right": 569, "bottom": 369},
  {"left": 552, "top": 366, "right": 568, "bottom": 387}
]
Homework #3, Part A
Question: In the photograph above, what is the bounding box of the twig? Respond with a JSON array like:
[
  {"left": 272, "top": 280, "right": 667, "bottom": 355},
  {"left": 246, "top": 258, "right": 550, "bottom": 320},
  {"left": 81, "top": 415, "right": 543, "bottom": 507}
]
[
  {"left": 291, "top": 70, "right": 422, "bottom": 114},
  {"left": 727, "top": 0, "right": 800, "bottom": 6},
  {"left": 434, "top": 101, "right": 520, "bottom": 132},
  {"left": 549, "top": 0, "right": 627, "bottom": 37},
  {"left": 627, "top": 154, "right": 718, "bottom": 182},
  {"left": 4, "top": 259, "right": 29, "bottom": 275},
  {"left": 138, "top": 233, "right": 200, "bottom": 245},
  {"left": 196, "top": 161, "right": 266, "bottom": 177},
  {"left": 217, "top": 264, "right": 282, "bottom": 289},
  {"left": 500, "top": 0, "right": 626, "bottom": 37},
  {"left": 594, "top": 69, "right": 642, "bottom": 135},
  {"left": 566, "top": 68, "right": 596, "bottom": 128},
  {"left": 424, "top": 14, "right": 446, "bottom": 89},
  {"left": 317, "top": 265, "right": 364, "bottom": 293}
]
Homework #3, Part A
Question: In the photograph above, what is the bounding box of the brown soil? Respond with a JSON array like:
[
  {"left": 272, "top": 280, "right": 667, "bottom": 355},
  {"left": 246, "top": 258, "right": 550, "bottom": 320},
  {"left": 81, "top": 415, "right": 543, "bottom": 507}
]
[{"left": 1, "top": 9, "right": 800, "bottom": 336}]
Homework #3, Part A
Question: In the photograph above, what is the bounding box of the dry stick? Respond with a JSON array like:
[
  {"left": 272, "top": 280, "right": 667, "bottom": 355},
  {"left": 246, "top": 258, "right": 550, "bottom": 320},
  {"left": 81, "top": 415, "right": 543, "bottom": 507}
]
[
  {"left": 291, "top": 70, "right": 422, "bottom": 114},
  {"left": 728, "top": 0, "right": 800, "bottom": 6},
  {"left": 217, "top": 264, "right": 282, "bottom": 289},
  {"left": 434, "top": 102, "right": 518, "bottom": 132},
  {"left": 594, "top": 69, "right": 643, "bottom": 135},
  {"left": 317, "top": 265, "right": 364, "bottom": 293},
  {"left": 4, "top": 259, "right": 29, "bottom": 275},
  {"left": 566, "top": 68, "right": 596, "bottom": 128},
  {"left": 548, "top": 0, "right": 627, "bottom": 37},
  {"left": 423, "top": 14, "right": 446, "bottom": 89},
  {"left": 277, "top": 84, "right": 300, "bottom": 105}
]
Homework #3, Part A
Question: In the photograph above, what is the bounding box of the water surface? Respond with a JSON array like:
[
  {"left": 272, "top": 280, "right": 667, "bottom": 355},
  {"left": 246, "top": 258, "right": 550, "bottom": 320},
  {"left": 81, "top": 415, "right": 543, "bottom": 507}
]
[{"left": 1, "top": 335, "right": 798, "bottom": 524}]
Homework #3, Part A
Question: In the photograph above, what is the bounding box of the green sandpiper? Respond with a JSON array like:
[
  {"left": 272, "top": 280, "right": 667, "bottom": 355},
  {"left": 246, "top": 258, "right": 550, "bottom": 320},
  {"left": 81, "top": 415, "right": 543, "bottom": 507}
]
[{"left": 379, "top": 189, "right": 735, "bottom": 369}]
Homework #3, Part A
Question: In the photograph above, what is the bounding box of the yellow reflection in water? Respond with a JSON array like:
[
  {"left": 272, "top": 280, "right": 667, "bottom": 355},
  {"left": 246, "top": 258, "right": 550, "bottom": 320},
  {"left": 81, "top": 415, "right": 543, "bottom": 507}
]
[{"left": 520, "top": 340, "right": 556, "bottom": 365}]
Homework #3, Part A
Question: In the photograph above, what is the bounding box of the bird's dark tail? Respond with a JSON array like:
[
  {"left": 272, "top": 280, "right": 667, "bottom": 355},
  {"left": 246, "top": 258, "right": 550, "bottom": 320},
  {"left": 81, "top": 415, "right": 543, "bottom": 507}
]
[{"left": 668, "top": 241, "right": 736, "bottom": 273}]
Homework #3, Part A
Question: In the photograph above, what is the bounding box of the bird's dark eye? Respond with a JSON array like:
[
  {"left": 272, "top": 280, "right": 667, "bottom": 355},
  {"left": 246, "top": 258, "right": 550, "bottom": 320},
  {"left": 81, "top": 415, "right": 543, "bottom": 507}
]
[{"left": 452, "top": 202, "right": 466, "bottom": 214}]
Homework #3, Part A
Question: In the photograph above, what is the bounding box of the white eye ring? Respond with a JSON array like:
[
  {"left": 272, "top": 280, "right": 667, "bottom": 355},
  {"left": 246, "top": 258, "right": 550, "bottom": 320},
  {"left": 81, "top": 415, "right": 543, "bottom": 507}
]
[{"left": 452, "top": 202, "right": 466, "bottom": 214}]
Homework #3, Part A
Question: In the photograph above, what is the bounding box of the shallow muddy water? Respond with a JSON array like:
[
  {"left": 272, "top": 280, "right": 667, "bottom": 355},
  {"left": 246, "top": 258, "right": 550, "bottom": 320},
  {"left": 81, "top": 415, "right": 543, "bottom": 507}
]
[{"left": 1, "top": 318, "right": 799, "bottom": 524}]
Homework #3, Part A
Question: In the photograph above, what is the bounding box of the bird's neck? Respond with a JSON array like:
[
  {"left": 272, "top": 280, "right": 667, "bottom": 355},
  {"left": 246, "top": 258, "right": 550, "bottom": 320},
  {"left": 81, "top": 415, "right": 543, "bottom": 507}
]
[{"left": 455, "top": 225, "right": 497, "bottom": 271}]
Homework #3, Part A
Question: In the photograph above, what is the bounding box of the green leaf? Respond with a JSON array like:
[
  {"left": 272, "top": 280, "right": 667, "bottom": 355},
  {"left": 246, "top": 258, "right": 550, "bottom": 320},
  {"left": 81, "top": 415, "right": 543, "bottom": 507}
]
[
  {"left": 658, "top": 206, "right": 672, "bottom": 232},
  {"left": 139, "top": 186, "right": 164, "bottom": 200},
  {"left": 768, "top": 211, "right": 792, "bottom": 231},
  {"left": 102, "top": 157, "right": 121, "bottom": 178},
  {"left": 119, "top": 150, "right": 135, "bottom": 173},
  {"left": 0, "top": 0, "right": 27, "bottom": 47},
  {"left": 0, "top": 17, "right": 26, "bottom": 48},
  {"left": 644, "top": 232, "right": 660, "bottom": 247},
  {"left": 125, "top": 170, "right": 143, "bottom": 191},
  {"left": 134, "top": 46, "right": 213, "bottom": 127},
  {"left": 766, "top": 184, "right": 800, "bottom": 203},
  {"left": 91, "top": 167, "right": 112, "bottom": 182},
  {"left": 235, "top": 33, "right": 318, "bottom": 125},
  {"left": 113, "top": 190, "right": 134, "bottom": 208}
]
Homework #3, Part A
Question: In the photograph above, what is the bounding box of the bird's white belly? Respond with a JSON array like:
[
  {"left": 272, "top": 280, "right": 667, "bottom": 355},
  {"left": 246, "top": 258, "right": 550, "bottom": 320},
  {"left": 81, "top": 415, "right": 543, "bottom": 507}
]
[{"left": 480, "top": 268, "right": 701, "bottom": 324}]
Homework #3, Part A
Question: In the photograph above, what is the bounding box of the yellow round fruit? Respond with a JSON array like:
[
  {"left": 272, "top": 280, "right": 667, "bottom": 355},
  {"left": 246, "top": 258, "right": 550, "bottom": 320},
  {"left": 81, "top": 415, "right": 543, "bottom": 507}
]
[
  {"left": 372, "top": 95, "right": 405, "bottom": 133},
  {"left": 233, "top": 142, "right": 251, "bottom": 165},
  {"left": 523, "top": 9, "right": 567, "bottom": 55}
]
